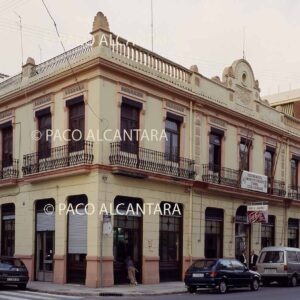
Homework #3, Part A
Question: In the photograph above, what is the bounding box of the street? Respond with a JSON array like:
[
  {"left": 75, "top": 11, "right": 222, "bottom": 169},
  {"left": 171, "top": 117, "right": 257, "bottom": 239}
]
[
  {"left": 1, "top": 286, "right": 300, "bottom": 300},
  {"left": 93, "top": 286, "right": 300, "bottom": 300}
]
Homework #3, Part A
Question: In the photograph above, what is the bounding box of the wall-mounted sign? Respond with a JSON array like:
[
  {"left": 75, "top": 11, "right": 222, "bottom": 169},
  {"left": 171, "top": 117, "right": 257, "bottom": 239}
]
[
  {"left": 102, "top": 213, "right": 112, "bottom": 235},
  {"left": 247, "top": 205, "right": 268, "bottom": 223},
  {"left": 241, "top": 171, "right": 268, "bottom": 193}
]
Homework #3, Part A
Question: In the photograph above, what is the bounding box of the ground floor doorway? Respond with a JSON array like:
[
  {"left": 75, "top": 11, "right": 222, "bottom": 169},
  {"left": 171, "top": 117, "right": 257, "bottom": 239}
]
[
  {"left": 113, "top": 196, "right": 143, "bottom": 284},
  {"left": 159, "top": 202, "right": 183, "bottom": 282},
  {"left": 235, "top": 205, "right": 251, "bottom": 264}
]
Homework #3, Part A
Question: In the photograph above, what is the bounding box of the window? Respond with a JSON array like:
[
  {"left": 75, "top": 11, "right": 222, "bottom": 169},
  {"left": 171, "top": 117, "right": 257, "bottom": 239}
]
[
  {"left": 217, "top": 260, "right": 233, "bottom": 270},
  {"left": 37, "top": 110, "right": 51, "bottom": 159},
  {"left": 192, "top": 260, "right": 217, "bottom": 269},
  {"left": 205, "top": 208, "right": 223, "bottom": 259},
  {"left": 231, "top": 260, "right": 245, "bottom": 271},
  {"left": 291, "top": 159, "right": 299, "bottom": 188},
  {"left": 239, "top": 138, "right": 251, "bottom": 171},
  {"left": 68, "top": 102, "right": 85, "bottom": 152},
  {"left": 261, "top": 215, "right": 275, "bottom": 248},
  {"left": 259, "top": 251, "right": 284, "bottom": 263},
  {"left": 287, "top": 251, "right": 299, "bottom": 263},
  {"left": 120, "top": 102, "right": 140, "bottom": 153},
  {"left": 288, "top": 218, "right": 299, "bottom": 248},
  {"left": 165, "top": 118, "right": 180, "bottom": 162},
  {"left": 2, "top": 125, "right": 13, "bottom": 167},
  {"left": 264, "top": 148, "right": 274, "bottom": 178},
  {"left": 209, "top": 131, "right": 222, "bottom": 172}
]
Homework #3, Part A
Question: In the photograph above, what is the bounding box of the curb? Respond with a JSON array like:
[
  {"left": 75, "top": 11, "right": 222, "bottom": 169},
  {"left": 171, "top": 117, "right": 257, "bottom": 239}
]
[{"left": 27, "top": 287, "right": 187, "bottom": 297}]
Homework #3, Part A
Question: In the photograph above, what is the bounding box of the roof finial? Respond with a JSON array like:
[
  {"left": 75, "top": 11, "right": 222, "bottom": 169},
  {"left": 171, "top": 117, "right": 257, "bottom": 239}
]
[{"left": 243, "top": 26, "right": 246, "bottom": 60}]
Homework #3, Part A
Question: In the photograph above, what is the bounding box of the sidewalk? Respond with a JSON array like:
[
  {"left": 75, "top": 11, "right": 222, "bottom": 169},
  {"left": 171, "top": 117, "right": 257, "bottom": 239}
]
[{"left": 27, "top": 281, "right": 187, "bottom": 297}]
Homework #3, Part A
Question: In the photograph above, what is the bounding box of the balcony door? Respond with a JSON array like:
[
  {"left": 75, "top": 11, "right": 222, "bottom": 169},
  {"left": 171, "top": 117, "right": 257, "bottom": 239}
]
[
  {"left": 37, "top": 108, "right": 52, "bottom": 159},
  {"left": 2, "top": 123, "right": 13, "bottom": 168},
  {"left": 208, "top": 129, "right": 223, "bottom": 182},
  {"left": 120, "top": 99, "right": 141, "bottom": 154},
  {"left": 68, "top": 99, "right": 85, "bottom": 152}
]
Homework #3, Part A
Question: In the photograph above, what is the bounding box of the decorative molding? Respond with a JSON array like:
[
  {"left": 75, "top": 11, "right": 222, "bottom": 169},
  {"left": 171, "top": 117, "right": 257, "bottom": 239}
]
[
  {"left": 0, "top": 109, "right": 13, "bottom": 120},
  {"left": 235, "top": 85, "right": 252, "bottom": 105},
  {"left": 120, "top": 85, "right": 144, "bottom": 99},
  {"left": 266, "top": 137, "right": 277, "bottom": 147},
  {"left": 209, "top": 116, "right": 227, "bottom": 128},
  {"left": 33, "top": 95, "right": 51, "bottom": 107},
  {"left": 165, "top": 100, "right": 185, "bottom": 113},
  {"left": 63, "top": 82, "right": 85, "bottom": 97}
]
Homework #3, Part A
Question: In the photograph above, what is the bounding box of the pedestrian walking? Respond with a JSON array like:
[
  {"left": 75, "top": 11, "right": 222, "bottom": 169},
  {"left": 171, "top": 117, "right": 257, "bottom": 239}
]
[{"left": 125, "top": 256, "right": 138, "bottom": 285}]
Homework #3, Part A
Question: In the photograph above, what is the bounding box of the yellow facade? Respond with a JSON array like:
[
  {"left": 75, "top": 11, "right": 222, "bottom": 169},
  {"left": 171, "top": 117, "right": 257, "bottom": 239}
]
[{"left": 0, "top": 12, "right": 300, "bottom": 287}]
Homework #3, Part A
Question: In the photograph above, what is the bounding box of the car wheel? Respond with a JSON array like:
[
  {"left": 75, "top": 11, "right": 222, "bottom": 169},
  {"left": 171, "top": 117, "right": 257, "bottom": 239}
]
[
  {"left": 218, "top": 280, "right": 227, "bottom": 294},
  {"left": 290, "top": 276, "right": 297, "bottom": 287},
  {"left": 251, "top": 278, "right": 260, "bottom": 291},
  {"left": 188, "top": 286, "right": 197, "bottom": 294},
  {"left": 17, "top": 283, "right": 27, "bottom": 290}
]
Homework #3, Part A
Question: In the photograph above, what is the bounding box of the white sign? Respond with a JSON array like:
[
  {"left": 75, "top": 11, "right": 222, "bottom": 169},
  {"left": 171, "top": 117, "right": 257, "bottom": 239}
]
[
  {"left": 247, "top": 205, "right": 269, "bottom": 223},
  {"left": 102, "top": 214, "right": 112, "bottom": 235},
  {"left": 241, "top": 171, "right": 268, "bottom": 193}
]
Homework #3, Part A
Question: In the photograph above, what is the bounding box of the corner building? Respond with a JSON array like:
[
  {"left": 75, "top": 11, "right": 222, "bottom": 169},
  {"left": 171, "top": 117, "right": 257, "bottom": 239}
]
[{"left": 0, "top": 12, "right": 300, "bottom": 287}]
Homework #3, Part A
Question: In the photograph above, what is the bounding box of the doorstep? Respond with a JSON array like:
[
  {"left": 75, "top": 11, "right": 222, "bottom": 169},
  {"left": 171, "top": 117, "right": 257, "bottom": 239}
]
[{"left": 27, "top": 281, "right": 187, "bottom": 296}]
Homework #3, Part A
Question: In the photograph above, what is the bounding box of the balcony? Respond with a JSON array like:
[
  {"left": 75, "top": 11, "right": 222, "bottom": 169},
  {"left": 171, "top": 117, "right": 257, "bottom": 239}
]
[
  {"left": 268, "top": 179, "right": 286, "bottom": 197},
  {"left": 202, "top": 164, "right": 240, "bottom": 187},
  {"left": 0, "top": 159, "right": 19, "bottom": 179},
  {"left": 22, "top": 141, "right": 94, "bottom": 175},
  {"left": 288, "top": 185, "right": 300, "bottom": 200},
  {"left": 109, "top": 142, "right": 195, "bottom": 179},
  {"left": 202, "top": 164, "right": 286, "bottom": 197}
]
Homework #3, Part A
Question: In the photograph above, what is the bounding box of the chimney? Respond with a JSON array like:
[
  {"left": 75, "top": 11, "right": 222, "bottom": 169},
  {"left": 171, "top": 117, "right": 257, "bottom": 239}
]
[
  {"left": 22, "top": 57, "right": 36, "bottom": 78},
  {"left": 90, "top": 12, "right": 110, "bottom": 48}
]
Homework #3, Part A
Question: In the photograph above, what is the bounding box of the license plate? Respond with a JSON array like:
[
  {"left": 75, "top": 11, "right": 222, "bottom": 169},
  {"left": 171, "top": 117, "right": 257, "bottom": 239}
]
[
  {"left": 264, "top": 269, "right": 276, "bottom": 274},
  {"left": 192, "top": 273, "right": 204, "bottom": 278},
  {"left": 7, "top": 278, "right": 20, "bottom": 282}
]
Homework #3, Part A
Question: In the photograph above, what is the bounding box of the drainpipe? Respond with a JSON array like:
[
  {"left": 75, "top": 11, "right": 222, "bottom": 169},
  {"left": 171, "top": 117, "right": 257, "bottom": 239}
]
[
  {"left": 189, "top": 100, "right": 193, "bottom": 264},
  {"left": 284, "top": 138, "right": 290, "bottom": 246}
]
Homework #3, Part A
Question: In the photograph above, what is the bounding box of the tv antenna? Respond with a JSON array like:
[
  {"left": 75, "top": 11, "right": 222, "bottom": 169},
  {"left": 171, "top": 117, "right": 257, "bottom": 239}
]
[
  {"left": 151, "top": 0, "right": 154, "bottom": 51},
  {"left": 243, "top": 26, "right": 246, "bottom": 60},
  {"left": 14, "top": 12, "right": 23, "bottom": 65}
]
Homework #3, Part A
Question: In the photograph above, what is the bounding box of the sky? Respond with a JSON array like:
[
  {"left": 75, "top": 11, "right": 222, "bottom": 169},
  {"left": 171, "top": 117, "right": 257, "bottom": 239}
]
[{"left": 0, "top": 0, "right": 300, "bottom": 96}]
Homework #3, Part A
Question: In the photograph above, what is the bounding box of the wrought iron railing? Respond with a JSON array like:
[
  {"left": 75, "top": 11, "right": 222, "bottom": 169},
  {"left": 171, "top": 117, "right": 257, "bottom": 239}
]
[
  {"left": 268, "top": 178, "right": 286, "bottom": 197},
  {"left": 202, "top": 163, "right": 240, "bottom": 187},
  {"left": 22, "top": 141, "right": 94, "bottom": 175},
  {"left": 288, "top": 185, "right": 300, "bottom": 200},
  {"left": 109, "top": 142, "right": 195, "bottom": 179},
  {"left": 0, "top": 159, "right": 19, "bottom": 179},
  {"left": 202, "top": 164, "right": 287, "bottom": 197}
]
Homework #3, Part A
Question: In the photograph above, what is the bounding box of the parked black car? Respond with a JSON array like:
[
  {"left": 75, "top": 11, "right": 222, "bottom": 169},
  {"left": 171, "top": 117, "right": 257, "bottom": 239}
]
[
  {"left": 0, "top": 257, "right": 29, "bottom": 289},
  {"left": 184, "top": 258, "right": 261, "bottom": 294}
]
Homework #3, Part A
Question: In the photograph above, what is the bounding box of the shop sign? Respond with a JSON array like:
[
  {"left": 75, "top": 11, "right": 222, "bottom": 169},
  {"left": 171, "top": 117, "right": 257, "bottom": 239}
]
[
  {"left": 241, "top": 171, "right": 268, "bottom": 193},
  {"left": 247, "top": 205, "right": 268, "bottom": 223}
]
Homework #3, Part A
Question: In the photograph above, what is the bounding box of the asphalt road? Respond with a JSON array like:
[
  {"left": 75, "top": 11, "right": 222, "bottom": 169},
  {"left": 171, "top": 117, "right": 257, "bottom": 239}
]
[
  {"left": 93, "top": 286, "right": 300, "bottom": 300},
  {"left": 1, "top": 286, "right": 300, "bottom": 300}
]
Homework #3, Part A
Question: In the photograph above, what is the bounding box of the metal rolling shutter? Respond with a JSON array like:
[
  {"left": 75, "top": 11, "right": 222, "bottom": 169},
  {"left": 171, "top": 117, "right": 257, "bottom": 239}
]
[
  {"left": 36, "top": 213, "right": 55, "bottom": 231},
  {"left": 68, "top": 209, "right": 87, "bottom": 254}
]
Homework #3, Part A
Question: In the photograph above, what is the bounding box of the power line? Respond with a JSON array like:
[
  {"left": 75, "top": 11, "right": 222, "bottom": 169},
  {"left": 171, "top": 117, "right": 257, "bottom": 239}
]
[{"left": 41, "top": 0, "right": 102, "bottom": 123}]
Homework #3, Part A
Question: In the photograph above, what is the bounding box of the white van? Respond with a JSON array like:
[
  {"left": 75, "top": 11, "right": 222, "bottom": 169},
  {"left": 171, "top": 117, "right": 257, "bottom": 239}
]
[{"left": 257, "top": 246, "right": 300, "bottom": 287}]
